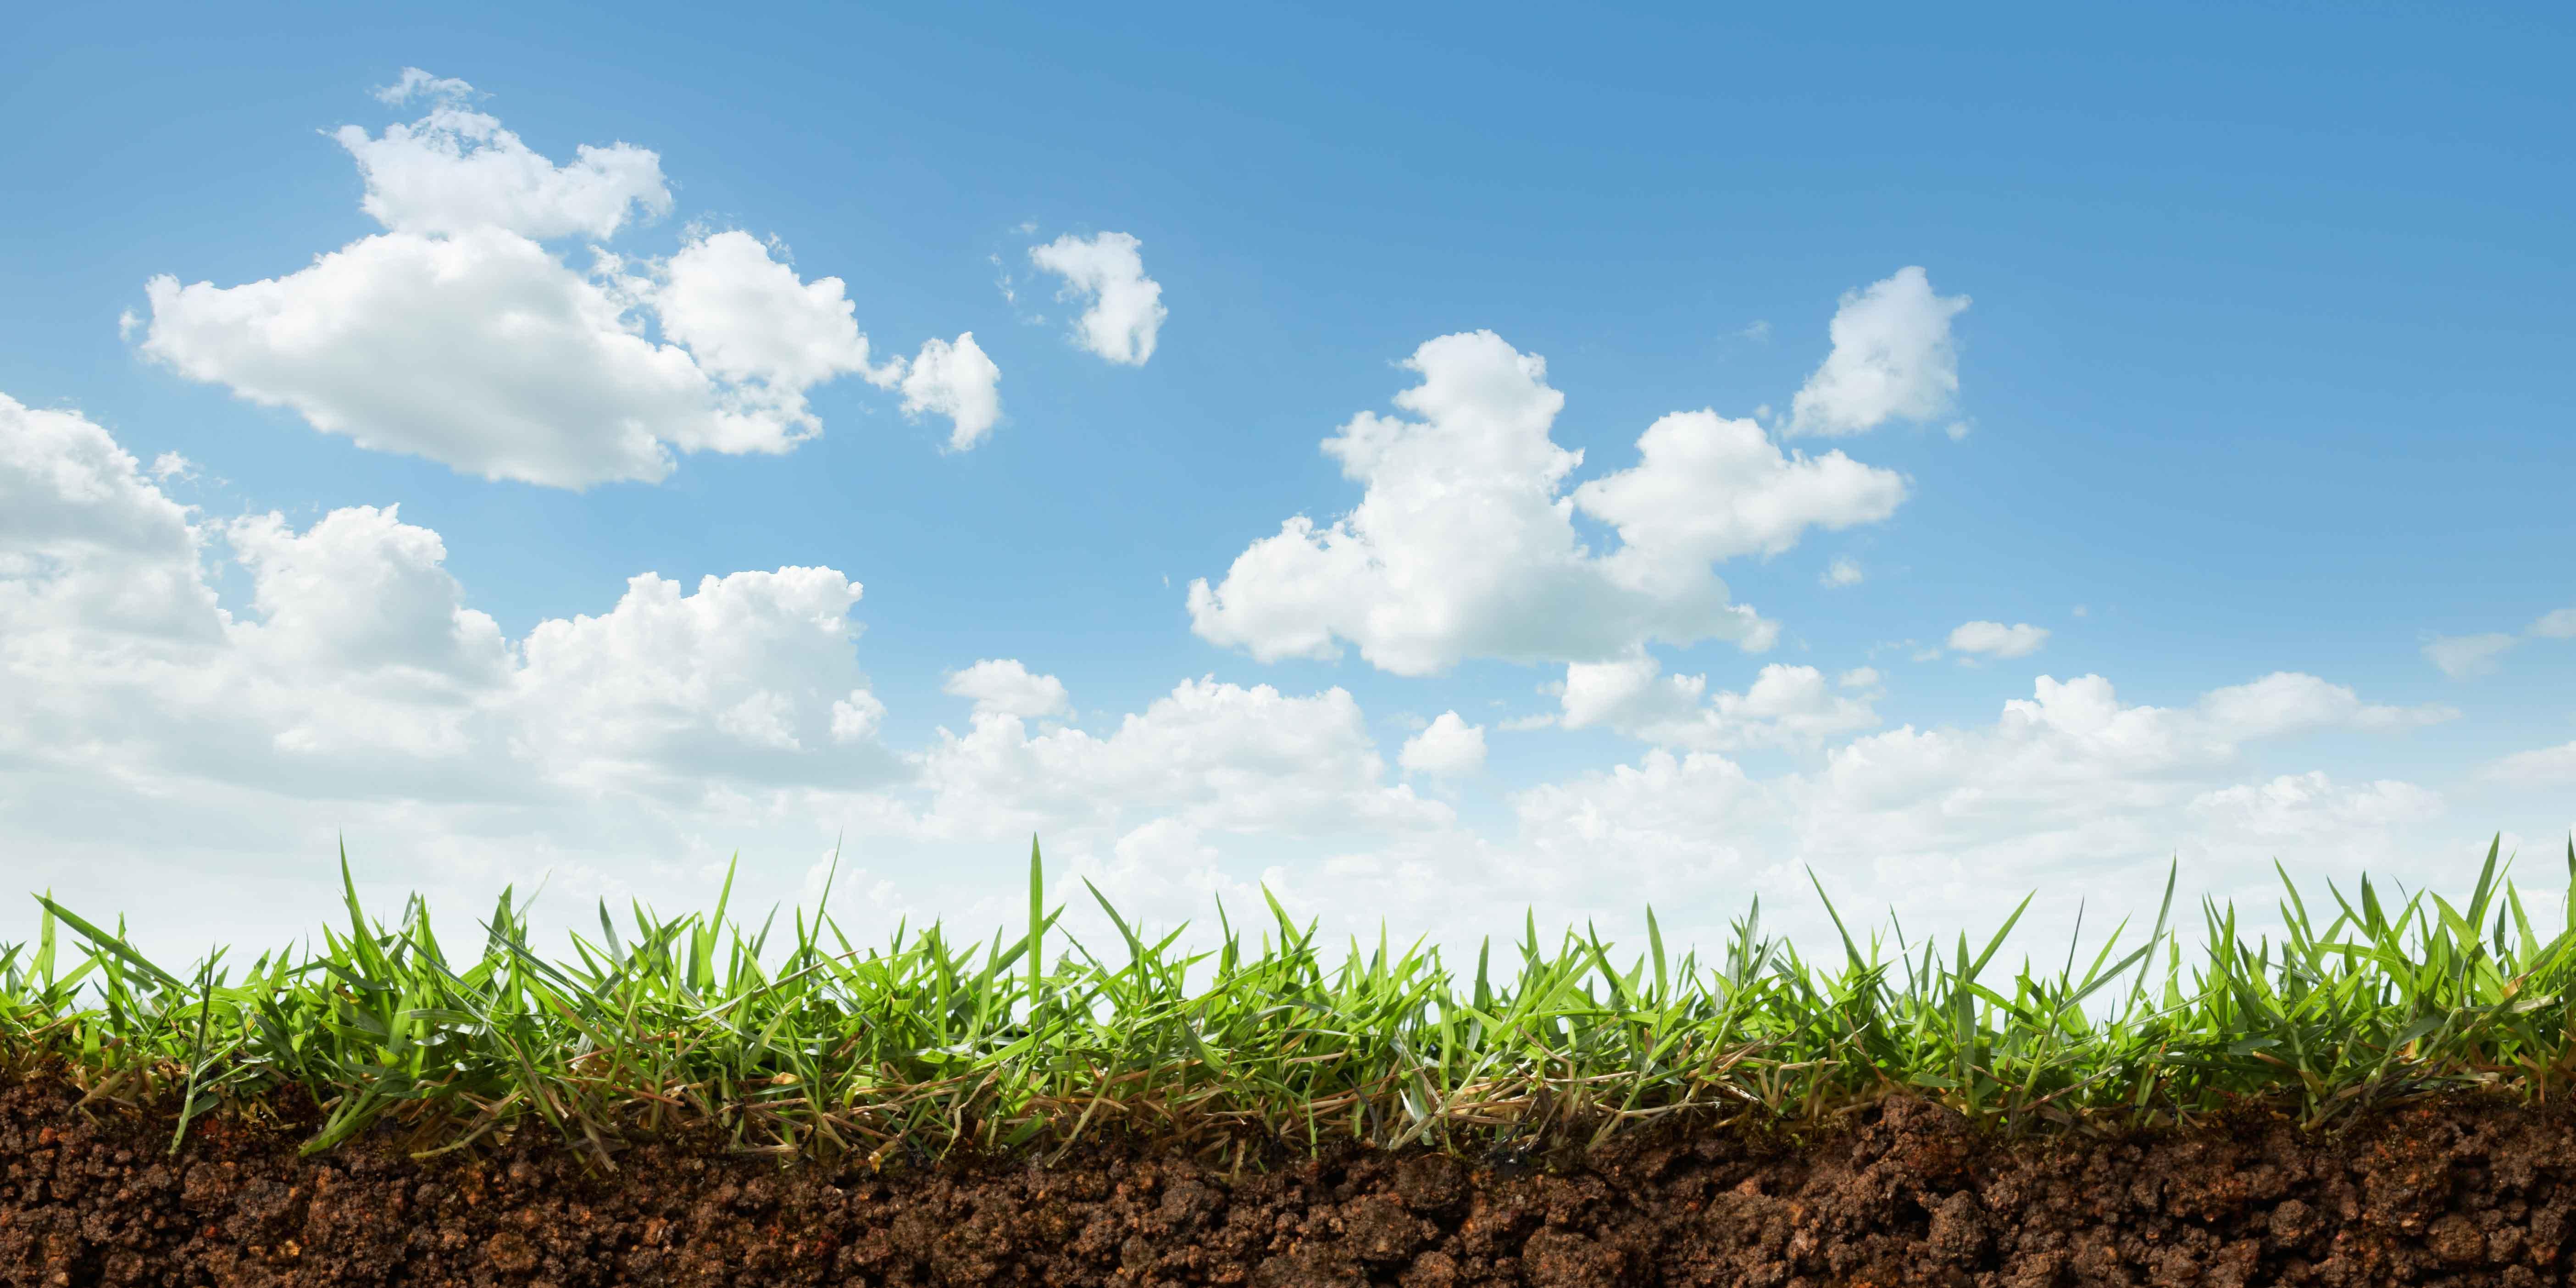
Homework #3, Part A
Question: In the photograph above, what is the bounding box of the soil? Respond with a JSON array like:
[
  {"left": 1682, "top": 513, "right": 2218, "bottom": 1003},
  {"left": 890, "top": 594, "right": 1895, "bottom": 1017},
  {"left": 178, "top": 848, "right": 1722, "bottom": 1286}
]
[{"left": 8, "top": 1073, "right": 2576, "bottom": 1286}]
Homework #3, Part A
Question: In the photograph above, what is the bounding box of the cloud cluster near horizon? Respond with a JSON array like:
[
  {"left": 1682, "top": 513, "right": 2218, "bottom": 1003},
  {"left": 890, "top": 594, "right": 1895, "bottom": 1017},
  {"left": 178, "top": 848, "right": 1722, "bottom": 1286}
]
[{"left": 1, "top": 374, "right": 2476, "bottom": 953}]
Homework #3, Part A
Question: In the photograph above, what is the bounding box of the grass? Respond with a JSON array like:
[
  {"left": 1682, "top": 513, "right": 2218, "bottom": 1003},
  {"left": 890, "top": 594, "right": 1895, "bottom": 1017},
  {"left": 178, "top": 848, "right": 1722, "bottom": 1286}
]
[{"left": 3, "top": 835, "right": 2573, "bottom": 1171}]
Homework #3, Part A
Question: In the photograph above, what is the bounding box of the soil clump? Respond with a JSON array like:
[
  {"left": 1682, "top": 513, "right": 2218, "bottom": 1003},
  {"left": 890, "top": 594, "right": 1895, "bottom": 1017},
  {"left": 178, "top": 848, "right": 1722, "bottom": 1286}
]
[{"left": 7, "top": 1072, "right": 2576, "bottom": 1286}]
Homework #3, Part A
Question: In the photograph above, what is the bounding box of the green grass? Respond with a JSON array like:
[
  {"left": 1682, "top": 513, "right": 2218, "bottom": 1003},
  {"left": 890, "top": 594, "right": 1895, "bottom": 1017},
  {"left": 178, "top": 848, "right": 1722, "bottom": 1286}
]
[{"left": 4, "top": 836, "right": 2573, "bottom": 1169}]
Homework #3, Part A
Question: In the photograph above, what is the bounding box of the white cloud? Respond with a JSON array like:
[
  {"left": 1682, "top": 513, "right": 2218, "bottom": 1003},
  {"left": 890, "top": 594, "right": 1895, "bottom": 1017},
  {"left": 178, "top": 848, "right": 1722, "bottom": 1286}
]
[
  {"left": 1947, "top": 620, "right": 2049, "bottom": 659},
  {"left": 332, "top": 81, "right": 669, "bottom": 240},
  {"left": 1822, "top": 555, "right": 1863, "bottom": 587},
  {"left": 1488, "top": 669, "right": 2460, "bottom": 949},
  {"left": 2485, "top": 741, "right": 2576, "bottom": 787},
  {"left": 1558, "top": 656, "right": 1880, "bottom": 751},
  {"left": 0, "top": 394, "right": 223, "bottom": 655},
  {"left": 1027, "top": 231, "right": 1166, "bottom": 365},
  {"left": 1838, "top": 666, "right": 1881, "bottom": 688},
  {"left": 150, "top": 451, "right": 196, "bottom": 481},
  {"left": 374, "top": 67, "right": 477, "bottom": 106},
  {"left": 1571, "top": 410, "right": 1909, "bottom": 566},
  {"left": 1189, "top": 330, "right": 1908, "bottom": 675},
  {"left": 141, "top": 230, "right": 722, "bottom": 487},
  {"left": 943, "top": 658, "right": 1071, "bottom": 720},
  {"left": 504, "top": 566, "right": 893, "bottom": 791},
  {"left": 1787, "top": 266, "right": 1970, "bottom": 437},
  {"left": 2195, "top": 670, "right": 2455, "bottom": 737},
  {"left": 903, "top": 677, "right": 1449, "bottom": 844},
  {"left": 2416, "top": 610, "right": 2576, "bottom": 680},
  {"left": 1, "top": 397, "right": 897, "bottom": 814},
  {"left": 1399, "top": 711, "right": 1487, "bottom": 777},
  {"left": 900, "top": 333, "right": 1003, "bottom": 450},
  {"left": 652, "top": 230, "right": 900, "bottom": 392},
  {"left": 134, "top": 78, "right": 994, "bottom": 488},
  {"left": 2424, "top": 632, "right": 2518, "bottom": 678},
  {"left": 2187, "top": 772, "right": 2444, "bottom": 840}
]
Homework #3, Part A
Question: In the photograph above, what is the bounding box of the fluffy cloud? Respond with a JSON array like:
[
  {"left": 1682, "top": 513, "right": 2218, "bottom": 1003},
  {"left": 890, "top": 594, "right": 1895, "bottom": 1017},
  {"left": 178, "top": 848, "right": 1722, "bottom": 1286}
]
[
  {"left": 1556, "top": 656, "right": 1880, "bottom": 751},
  {"left": 2484, "top": 742, "right": 2576, "bottom": 787},
  {"left": 2187, "top": 772, "right": 2444, "bottom": 840},
  {"left": 1571, "top": 410, "right": 1909, "bottom": 569},
  {"left": 903, "top": 675, "right": 1449, "bottom": 844},
  {"left": 1948, "top": 620, "right": 2049, "bottom": 659},
  {"left": 134, "top": 74, "right": 994, "bottom": 488},
  {"left": 1027, "top": 232, "right": 1166, "bottom": 365},
  {"left": 1399, "top": 712, "right": 1487, "bottom": 777},
  {"left": 1, "top": 398, "right": 898, "bottom": 812},
  {"left": 943, "top": 658, "right": 1071, "bottom": 720},
  {"left": 142, "top": 230, "right": 720, "bottom": 486},
  {"left": 0, "top": 394, "right": 224, "bottom": 658},
  {"left": 333, "top": 73, "right": 669, "bottom": 240},
  {"left": 2194, "top": 670, "right": 2456, "bottom": 737},
  {"left": 900, "top": 333, "right": 1003, "bottom": 450},
  {"left": 1788, "top": 266, "right": 1970, "bottom": 437},
  {"left": 1489, "top": 669, "right": 2460, "bottom": 947},
  {"left": 1190, "top": 330, "right": 1906, "bottom": 675},
  {"left": 650, "top": 230, "right": 900, "bottom": 393}
]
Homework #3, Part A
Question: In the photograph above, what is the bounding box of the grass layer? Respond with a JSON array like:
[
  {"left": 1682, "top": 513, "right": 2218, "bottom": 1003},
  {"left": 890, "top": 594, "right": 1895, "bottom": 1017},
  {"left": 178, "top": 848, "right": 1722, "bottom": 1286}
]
[{"left": 5, "top": 836, "right": 2572, "bottom": 1170}]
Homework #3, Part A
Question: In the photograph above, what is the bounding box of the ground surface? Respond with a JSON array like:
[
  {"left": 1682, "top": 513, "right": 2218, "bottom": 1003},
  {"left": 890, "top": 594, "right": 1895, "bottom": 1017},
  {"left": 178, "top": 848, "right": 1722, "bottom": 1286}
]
[{"left": 6, "top": 1074, "right": 2576, "bottom": 1286}]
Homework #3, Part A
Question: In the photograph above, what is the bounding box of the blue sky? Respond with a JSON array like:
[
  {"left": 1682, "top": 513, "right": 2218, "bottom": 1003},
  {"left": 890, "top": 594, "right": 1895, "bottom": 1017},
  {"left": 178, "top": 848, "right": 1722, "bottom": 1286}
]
[{"left": 4, "top": 2, "right": 2571, "bottom": 963}]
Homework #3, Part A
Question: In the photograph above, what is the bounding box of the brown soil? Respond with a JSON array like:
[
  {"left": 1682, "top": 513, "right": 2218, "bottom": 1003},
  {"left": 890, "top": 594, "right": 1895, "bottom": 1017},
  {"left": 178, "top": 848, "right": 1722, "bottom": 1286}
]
[{"left": 7, "top": 1074, "right": 2576, "bottom": 1286}]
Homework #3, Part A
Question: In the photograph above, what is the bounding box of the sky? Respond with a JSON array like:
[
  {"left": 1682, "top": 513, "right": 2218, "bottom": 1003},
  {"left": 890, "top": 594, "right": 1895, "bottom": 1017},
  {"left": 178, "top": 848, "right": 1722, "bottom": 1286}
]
[{"left": 4, "top": 2, "right": 2572, "bottom": 971}]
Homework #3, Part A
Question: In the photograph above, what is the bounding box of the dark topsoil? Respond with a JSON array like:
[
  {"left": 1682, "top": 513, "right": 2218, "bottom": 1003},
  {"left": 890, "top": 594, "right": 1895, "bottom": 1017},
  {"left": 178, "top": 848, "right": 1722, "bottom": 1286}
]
[{"left": 9, "top": 1074, "right": 2576, "bottom": 1287}]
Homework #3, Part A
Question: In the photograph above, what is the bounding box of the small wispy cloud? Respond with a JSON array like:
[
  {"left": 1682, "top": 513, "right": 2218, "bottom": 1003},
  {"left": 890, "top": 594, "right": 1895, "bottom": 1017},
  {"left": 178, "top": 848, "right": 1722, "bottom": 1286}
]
[{"left": 1947, "top": 620, "right": 2049, "bottom": 661}]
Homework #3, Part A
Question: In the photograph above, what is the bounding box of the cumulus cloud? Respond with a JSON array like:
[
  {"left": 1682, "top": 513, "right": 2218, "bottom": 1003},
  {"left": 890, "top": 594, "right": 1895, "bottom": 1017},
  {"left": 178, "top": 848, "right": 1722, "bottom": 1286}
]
[
  {"left": 1027, "top": 232, "right": 1166, "bottom": 365},
  {"left": 1190, "top": 330, "right": 1906, "bottom": 675},
  {"left": 142, "top": 230, "right": 724, "bottom": 486},
  {"left": 903, "top": 677, "right": 1449, "bottom": 844},
  {"left": 1788, "top": 266, "right": 1970, "bottom": 437},
  {"left": 900, "top": 333, "right": 1003, "bottom": 450},
  {"left": 1487, "top": 668, "right": 2460, "bottom": 948},
  {"left": 1399, "top": 712, "right": 1488, "bottom": 777},
  {"left": 1823, "top": 555, "right": 1863, "bottom": 587},
  {"left": 133, "top": 75, "right": 996, "bottom": 488},
  {"left": 2532, "top": 609, "right": 2576, "bottom": 639},
  {"left": 1, "top": 396, "right": 898, "bottom": 811},
  {"left": 942, "top": 658, "right": 1071, "bottom": 720},
  {"left": 651, "top": 230, "right": 901, "bottom": 393},
  {"left": 1557, "top": 656, "right": 1880, "bottom": 751},
  {"left": 331, "top": 77, "right": 669, "bottom": 240},
  {"left": 2186, "top": 772, "right": 2444, "bottom": 839},
  {"left": 1571, "top": 410, "right": 1909, "bottom": 567},
  {"left": 1948, "top": 620, "right": 2049, "bottom": 660}
]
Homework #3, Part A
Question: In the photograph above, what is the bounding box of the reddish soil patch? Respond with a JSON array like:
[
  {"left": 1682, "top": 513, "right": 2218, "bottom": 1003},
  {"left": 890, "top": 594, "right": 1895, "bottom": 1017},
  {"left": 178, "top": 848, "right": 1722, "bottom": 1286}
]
[{"left": 7, "top": 1073, "right": 2576, "bottom": 1286}]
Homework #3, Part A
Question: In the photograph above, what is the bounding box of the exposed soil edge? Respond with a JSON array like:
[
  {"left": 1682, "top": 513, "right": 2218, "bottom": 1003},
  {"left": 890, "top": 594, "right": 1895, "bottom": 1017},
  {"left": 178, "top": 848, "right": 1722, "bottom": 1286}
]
[{"left": 8, "top": 1072, "right": 2576, "bottom": 1286}]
